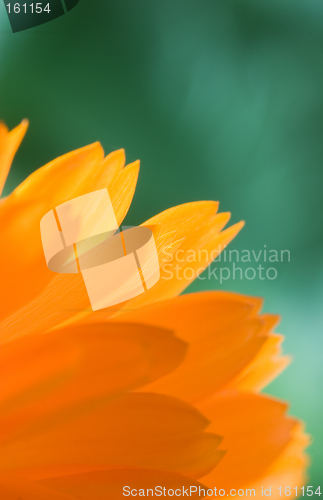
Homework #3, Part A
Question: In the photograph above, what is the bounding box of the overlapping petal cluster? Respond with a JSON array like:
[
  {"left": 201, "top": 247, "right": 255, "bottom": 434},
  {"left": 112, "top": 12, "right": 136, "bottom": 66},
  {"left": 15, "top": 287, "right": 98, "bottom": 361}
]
[{"left": 0, "top": 122, "right": 308, "bottom": 499}]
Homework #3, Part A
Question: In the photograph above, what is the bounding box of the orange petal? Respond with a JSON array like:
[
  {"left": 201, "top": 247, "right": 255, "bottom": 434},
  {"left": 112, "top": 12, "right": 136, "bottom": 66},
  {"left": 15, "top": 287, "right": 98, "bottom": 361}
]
[
  {"left": 0, "top": 474, "right": 75, "bottom": 500},
  {"left": 87, "top": 289, "right": 262, "bottom": 329},
  {"left": 0, "top": 393, "right": 224, "bottom": 481},
  {"left": 85, "top": 292, "right": 280, "bottom": 403},
  {"left": 69, "top": 204, "right": 244, "bottom": 327},
  {"left": 142, "top": 314, "right": 278, "bottom": 403},
  {"left": 0, "top": 120, "right": 28, "bottom": 196},
  {"left": 232, "top": 333, "right": 291, "bottom": 392},
  {"left": 0, "top": 323, "right": 186, "bottom": 445},
  {"left": 243, "top": 422, "right": 310, "bottom": 499},
  {"left": 198, "top": 390, "right": 306, "bottom": 491},
  {"left": 41, "top": 469, "right": 208, "bottom": 500},
  {"left": 0, "top": 147, "right": 139, "bottom": 338},
  {"left": 0, "top": 201, "right": 242, "bottom": 342},
  {"left": 118, "top": 203, "right": 244, "bottom": 314}
]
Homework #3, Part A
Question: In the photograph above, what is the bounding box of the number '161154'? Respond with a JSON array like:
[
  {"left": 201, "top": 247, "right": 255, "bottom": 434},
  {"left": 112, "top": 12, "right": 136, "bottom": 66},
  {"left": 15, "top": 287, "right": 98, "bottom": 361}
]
[
  {"left": 6, "top": 3, "right": 51, "bottom": 13},
  {"left": 278, "top": 486, "right": 321, "bottom": 497}
]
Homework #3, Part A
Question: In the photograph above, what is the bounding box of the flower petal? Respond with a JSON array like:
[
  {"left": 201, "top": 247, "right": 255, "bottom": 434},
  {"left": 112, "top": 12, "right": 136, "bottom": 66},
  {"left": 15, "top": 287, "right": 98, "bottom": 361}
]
[
  {"left": 110, "top": 291, "right": 263, "bottom": 339},
  {"left": 41, "top": 469, "right": 207, "bottom": 500},
  {"left": 198, "top": 390, "right": 305, "bottom": 492},
  {"left": 232, "top": 333, "right": 291, "bottom": 392},
  {"left": 66, "top": 204, "right": 244, "bottom": 327},
  {"left": 142, "top": 315, "right": 278, "bottom": 403},
  {"left": 0, "top": 202, "right": 242, "bottom": 342},
  {"left": 0, "top": 323, "right": 186, "bottom": 445},
  {"left": 118, "top": 202, "right": 244, "bottom": 313},
  {"left": 0, "top": 393, "right": 224, "bottom": 481},
  {"left": 0, "top": 146, "right": 139, "bottom": 337},
  {"left": 0, "top": 474, "right": 75, "bottom": 500},
  {"left": 88, "top": 292, "right": 280, "bottom": 403},
  {"left": 245, "top": 422, "right": 310, "bottom": 499},
  {"left": 0, "top": 120, "right": 28, "bottom": 196}
]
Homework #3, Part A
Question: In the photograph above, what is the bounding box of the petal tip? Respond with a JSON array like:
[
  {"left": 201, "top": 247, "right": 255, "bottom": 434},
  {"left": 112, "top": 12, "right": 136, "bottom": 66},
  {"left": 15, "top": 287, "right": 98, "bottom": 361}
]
[{"left": 21, "top": 118, "right": 29, "bottom": 128}]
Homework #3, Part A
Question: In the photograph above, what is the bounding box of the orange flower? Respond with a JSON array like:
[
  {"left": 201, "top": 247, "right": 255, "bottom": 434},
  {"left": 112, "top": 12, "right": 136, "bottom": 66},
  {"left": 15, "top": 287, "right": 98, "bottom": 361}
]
[{"left": 0, "top": 121, "right": 309, "bottom": 499}]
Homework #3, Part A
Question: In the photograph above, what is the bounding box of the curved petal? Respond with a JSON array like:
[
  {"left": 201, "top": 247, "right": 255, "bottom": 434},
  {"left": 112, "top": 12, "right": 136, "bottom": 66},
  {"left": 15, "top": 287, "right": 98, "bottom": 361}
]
[
  {"left": 244, "top": 422, "right": 310, "bottom": 499},
  {"left": 118, "top": 202, "right": 244, "bottom": 314},
  {"left": 0, "top": 474, "right": 75, "bottom": 500},
  {"left": 0, "top": 323, "right": 186, "bottom": 445},
  {"left": 83, "top": 292, "right": 282, "bottom": 403},
  {"left": 0, "top": 147, "right": 139, "bottom": 336},
  {"left": 40, "top": 469, "right": 207, "bottom": 500},
  {"left": 141, "top": 314, "right": 278, "bottom": 403},
  {"left": 0, "top": 120, "right": 28, "bottom": 196},
  {"left": 232, "top": 333, "right": 291, "bottom": 392},
  {"left": 0, "top": 202, "right": 243, "bottom": 342},
  {"left": 86, "top": 290, "right": 263, "bottom": 330},
  {"left": 198, "top": 390, "right": 308, "bottom": 492},
  {"left": 0, "top": 393, "right": 224, "bottom": 482},
  {"left": 64, "top": 205, "right": 244, "bottom": 328}
]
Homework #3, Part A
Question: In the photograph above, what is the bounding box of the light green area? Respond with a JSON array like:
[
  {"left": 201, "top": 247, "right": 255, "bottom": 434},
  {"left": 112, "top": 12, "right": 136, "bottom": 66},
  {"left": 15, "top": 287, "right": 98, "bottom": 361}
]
[{"left": 0, "top": 0, "right": 322, "bottom": 487}]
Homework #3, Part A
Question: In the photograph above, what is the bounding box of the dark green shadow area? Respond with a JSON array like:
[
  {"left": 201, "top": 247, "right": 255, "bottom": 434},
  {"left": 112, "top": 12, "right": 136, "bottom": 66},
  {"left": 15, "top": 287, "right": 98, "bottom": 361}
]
[{"left": 63, "top": 0, "right": 79, "bottom": 12}]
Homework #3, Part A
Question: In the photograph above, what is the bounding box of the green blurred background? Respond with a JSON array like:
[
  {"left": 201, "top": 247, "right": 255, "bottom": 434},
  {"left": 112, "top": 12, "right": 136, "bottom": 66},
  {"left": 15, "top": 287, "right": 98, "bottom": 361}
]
[{"left": 0, "top": 0, "right": 322, "bottom": 488}]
